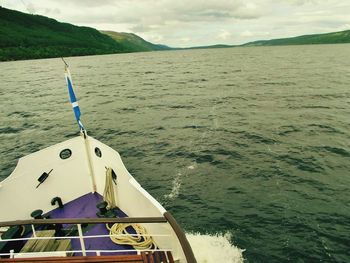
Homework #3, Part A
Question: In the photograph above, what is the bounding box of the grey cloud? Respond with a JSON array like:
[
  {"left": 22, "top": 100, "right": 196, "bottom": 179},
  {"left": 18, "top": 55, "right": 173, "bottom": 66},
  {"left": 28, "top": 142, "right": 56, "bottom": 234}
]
[
  {"left": 62, "top": 0, "right": 264, "bottom": 25},
  {"left": 169, "top": 1, "right": 264, "bottom": 20},
  {"left": 281, "top": 0, "right": 345, "bottom": 6},
  {"left": 199, "top": 10, "right": 232, "bottom": 19},
  {"left": 44, "top": 8, "right": 61, "bottom": 15},
  {"left": 4, "top": 0, "right": 349, "bottom": 47},
  {"left": 57, "top": 0, "right": 117, "bottom": 7},
  {"left": 25, "top": 3, "right": 36, "bottom": 14},
  {"left": 130, "top": 24, "right": 153, "bottom": 33}
]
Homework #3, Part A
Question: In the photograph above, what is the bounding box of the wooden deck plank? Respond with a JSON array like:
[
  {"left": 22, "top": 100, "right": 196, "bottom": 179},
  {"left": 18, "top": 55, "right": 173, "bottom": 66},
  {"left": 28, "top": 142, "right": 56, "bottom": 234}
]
[
  {"left": 54, "top": 240, "right": 71, "bottom": 252},
  {"left": 141, "top": 252, "right": 148, "bottom": 263},
  {"left": 148, "top": 252, "right": 154, "bottom": 263},
  {"left": 154, "top": 252, "right": 161, "bottom": 263},
  {"left": 159, "top": 251, "right": 168, "bottom": 263},
  {"left": 20, "top": 230, "right": 56, "bottom": 253}
]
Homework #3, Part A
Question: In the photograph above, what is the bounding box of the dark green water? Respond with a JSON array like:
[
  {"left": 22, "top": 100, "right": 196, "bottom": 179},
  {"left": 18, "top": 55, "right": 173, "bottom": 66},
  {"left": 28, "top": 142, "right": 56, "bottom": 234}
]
[{"left": 1, "top": 45, "right": 350, "bottom": 262}]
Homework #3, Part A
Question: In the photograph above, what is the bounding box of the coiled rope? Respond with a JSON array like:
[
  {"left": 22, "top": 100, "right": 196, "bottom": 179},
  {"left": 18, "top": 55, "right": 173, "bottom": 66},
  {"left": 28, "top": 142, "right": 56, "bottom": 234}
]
[
  {"left": 103, "top": 168, "right": 117, "bottom": 209},
  {"left": 103, "top": 167, "right": 156, "bottom": 250},
  {"left": 107, "top": 223, "right": 155, "bottom": 250}
]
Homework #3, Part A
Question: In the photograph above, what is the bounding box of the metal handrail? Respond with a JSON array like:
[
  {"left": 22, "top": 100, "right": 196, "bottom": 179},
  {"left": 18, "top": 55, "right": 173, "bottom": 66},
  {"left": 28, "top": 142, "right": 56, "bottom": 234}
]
[
  {"left": 0, "top": 217, "right": 169, "bottom": 257},
  {"left": 0, "top": 214, "right": 197, "bottom": 263},
  {"left": 164, "top": 212, "right": 197, "bottom": 263},
  {"left": 0, "top": 233, "right": 172, "bottom": 243},
  {"left": 0, "top": 217, "right": 167, "bottom": 227},
  {"left": 0, "top": 248, "right": 174, "bottom": 257}
]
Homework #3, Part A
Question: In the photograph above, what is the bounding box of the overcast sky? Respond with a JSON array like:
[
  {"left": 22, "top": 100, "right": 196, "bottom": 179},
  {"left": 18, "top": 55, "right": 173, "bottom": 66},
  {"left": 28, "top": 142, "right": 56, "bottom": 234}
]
[{"left": 2, "top": 0, "right": 350, "bottom": 47}]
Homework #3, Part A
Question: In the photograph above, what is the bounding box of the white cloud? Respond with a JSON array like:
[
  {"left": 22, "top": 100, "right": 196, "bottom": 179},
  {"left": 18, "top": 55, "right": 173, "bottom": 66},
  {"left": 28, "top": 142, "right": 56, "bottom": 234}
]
[
  {"left": 180, "top": 37, "right": 191, "bottom": 43},
  {"left": 338, "top": 23, "right": 350, "bottom": 31},
  {"left": 25, "top": 3, "right": 36, "bottom": 14},
  {"left": 240, "top": 30, "right": 254, "bottom": 37},
  {"left": 218, "top": 29, "right": 232, "bottom": 40}
]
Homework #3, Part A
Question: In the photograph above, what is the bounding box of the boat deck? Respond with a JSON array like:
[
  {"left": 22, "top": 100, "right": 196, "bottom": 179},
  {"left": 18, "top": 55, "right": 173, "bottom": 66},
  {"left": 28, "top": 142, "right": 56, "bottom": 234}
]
[
  {"left": 47, "top": 192, "right": 133, "bottom": 255},
  {"left": 0, "top": 193, "right": 175, "bottom": 262}
]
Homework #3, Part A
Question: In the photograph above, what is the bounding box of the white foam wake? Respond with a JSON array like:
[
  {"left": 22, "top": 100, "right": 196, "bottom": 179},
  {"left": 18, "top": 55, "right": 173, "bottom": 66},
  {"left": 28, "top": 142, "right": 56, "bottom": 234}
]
[
  {"left": 164, "top": 163, "right": 198, "bottom": 201},
  {"left": 164, "top": 172, "right": 182, "bottom": 200},
  {"left": 186, "top": 232, "right": 244, "bottom": 263}
]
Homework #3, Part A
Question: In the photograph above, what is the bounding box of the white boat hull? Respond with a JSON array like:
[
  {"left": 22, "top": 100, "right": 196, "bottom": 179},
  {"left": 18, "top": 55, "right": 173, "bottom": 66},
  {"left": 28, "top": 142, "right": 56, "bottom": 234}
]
[{"left": 0, "top": 134, "right": 192, "bottom": 262}]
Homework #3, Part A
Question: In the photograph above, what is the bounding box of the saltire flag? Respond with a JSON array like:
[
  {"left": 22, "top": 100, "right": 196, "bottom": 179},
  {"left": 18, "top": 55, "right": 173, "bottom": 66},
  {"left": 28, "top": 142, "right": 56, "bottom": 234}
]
[{"left": 64, "top": 65, "right": 85, "bottom": 131}]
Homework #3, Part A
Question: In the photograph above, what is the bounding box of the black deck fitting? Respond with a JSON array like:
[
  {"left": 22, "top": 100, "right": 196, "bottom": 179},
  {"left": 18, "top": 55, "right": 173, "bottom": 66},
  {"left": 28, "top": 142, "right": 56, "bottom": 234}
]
[
  {"left": 30, "top": 209, "right": 43, "bottom": 219},
  {"left": 51, "top": 197, "right": 64, "bottom": 209}
]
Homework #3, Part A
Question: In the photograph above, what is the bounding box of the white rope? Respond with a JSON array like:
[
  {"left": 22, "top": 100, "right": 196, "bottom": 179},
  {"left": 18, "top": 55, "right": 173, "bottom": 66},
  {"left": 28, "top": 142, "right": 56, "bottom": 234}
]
[
  {"left": 103, "top": 168, "right": 155, "bottom": 250},
  {"left": 103, "top": 168, "right": 116, "bottom": 209},
  {"left": 106, "top": 223, "right": 155, "bottom": 250}
]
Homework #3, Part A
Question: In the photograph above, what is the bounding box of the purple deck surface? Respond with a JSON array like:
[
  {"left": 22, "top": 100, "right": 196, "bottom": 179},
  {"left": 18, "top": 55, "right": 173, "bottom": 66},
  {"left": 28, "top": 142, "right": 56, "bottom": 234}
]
[
  {"left": 49, "top": 193, "right": 103, "bottom": 219},
  {"left": 47, "top": 192, "right": 134, "bottom": 256}
]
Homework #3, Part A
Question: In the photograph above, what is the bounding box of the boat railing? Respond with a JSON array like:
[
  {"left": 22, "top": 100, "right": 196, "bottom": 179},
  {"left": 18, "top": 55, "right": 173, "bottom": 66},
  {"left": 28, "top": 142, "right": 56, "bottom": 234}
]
[
  {"left": 0, "top": 215, "right": 197, "bottom": 263},
  {"left": 0, "top": 217, "right": 173, "bottom": 259},
  {"left": 0, "top": 217, "right": 168, "bottom": 226}
]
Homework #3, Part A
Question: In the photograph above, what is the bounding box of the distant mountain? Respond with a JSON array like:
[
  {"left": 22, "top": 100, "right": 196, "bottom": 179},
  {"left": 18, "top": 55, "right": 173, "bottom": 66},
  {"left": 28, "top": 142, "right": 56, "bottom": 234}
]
[
  {"left": 243, "top": 30, "right": 350, "bottom": 46},
  {"left": 0, "top": 7, "right": 168, "bottom": 61},
  {"left": 182, "top": 30, "right": 350, "bottom": 49},
  {"left": 183, "top": 44, "right": 235, "bottom": 50},
  {"left": 101, "top": 31, "right": 170, "bottom": 52}
]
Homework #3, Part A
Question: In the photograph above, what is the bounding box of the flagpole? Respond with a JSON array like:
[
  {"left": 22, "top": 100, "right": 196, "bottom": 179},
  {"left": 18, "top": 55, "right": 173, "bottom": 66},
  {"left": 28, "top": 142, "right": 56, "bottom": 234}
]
[{"left": 62, "top": 58, "right": 96, "bottom": 192}]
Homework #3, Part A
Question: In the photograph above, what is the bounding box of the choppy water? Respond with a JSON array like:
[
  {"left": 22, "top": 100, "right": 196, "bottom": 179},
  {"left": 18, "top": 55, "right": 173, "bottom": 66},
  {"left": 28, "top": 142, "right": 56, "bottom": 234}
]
[{"left": 1, "top": 45, "right": 350, "bottom": 262}]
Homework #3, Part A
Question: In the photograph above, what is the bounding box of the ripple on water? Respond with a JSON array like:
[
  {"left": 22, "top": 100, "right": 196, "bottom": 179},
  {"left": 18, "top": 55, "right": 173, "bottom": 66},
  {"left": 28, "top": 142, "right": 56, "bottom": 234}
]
[
  {"left": 0, "top": 127, "right": 23, "bottom": 134},
  {"left": 7, "top": 111, "right": 35, "bottom": 118},
  {"left": 308, "top": 124, "right": 344, "bottom": 134},
  {"left": 168, "top": 105, "right": 196, "bottom": 109},
  {"left": 277, "top": 125, "right": 301, "bottom": 136},
  {"left": 316, "top": 146, "right": 350, "bottom": 157},
  {"left": 243, "top": 132, "right": 279, "bottom": 145},
  {"left": 276, "top": 154, "right": 324, "bottom": 173},
  {"left": 165, "top": 150, "right": 218, "bottom": 164}
]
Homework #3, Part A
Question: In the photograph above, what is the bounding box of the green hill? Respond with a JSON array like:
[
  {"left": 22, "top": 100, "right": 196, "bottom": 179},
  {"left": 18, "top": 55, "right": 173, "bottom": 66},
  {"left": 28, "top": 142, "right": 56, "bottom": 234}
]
[
  {"left": 0, "top": 7, "right": 128, "bottom": 61},
  {"left": 101, "top": 31, "right": 170, "bottom": 52},
  {"left": 0, "top": 7, "right": 168, "bottom": 61},
  {"left": 243, "top": 30, "right": 350, "bottom": 46}
]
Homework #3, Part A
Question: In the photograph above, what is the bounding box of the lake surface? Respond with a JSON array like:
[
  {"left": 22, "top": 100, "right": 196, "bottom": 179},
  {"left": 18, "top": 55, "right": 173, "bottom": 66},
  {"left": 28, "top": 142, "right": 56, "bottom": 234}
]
[{"left": 0, "top": 45, "right": 349, "bottom": 262}]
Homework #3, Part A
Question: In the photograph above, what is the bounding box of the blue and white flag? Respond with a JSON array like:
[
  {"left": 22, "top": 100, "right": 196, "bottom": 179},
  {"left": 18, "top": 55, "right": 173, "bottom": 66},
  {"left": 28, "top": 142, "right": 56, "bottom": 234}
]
[{"left": 64, "top": 66, "right": 85, "bottom": 131}]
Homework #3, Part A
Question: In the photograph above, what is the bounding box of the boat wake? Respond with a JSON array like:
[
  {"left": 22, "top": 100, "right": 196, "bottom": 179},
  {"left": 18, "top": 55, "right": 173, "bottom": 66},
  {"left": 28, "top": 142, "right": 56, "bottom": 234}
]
[{"left": 186, "top": 232, "right": 244, "bottom": 263}]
